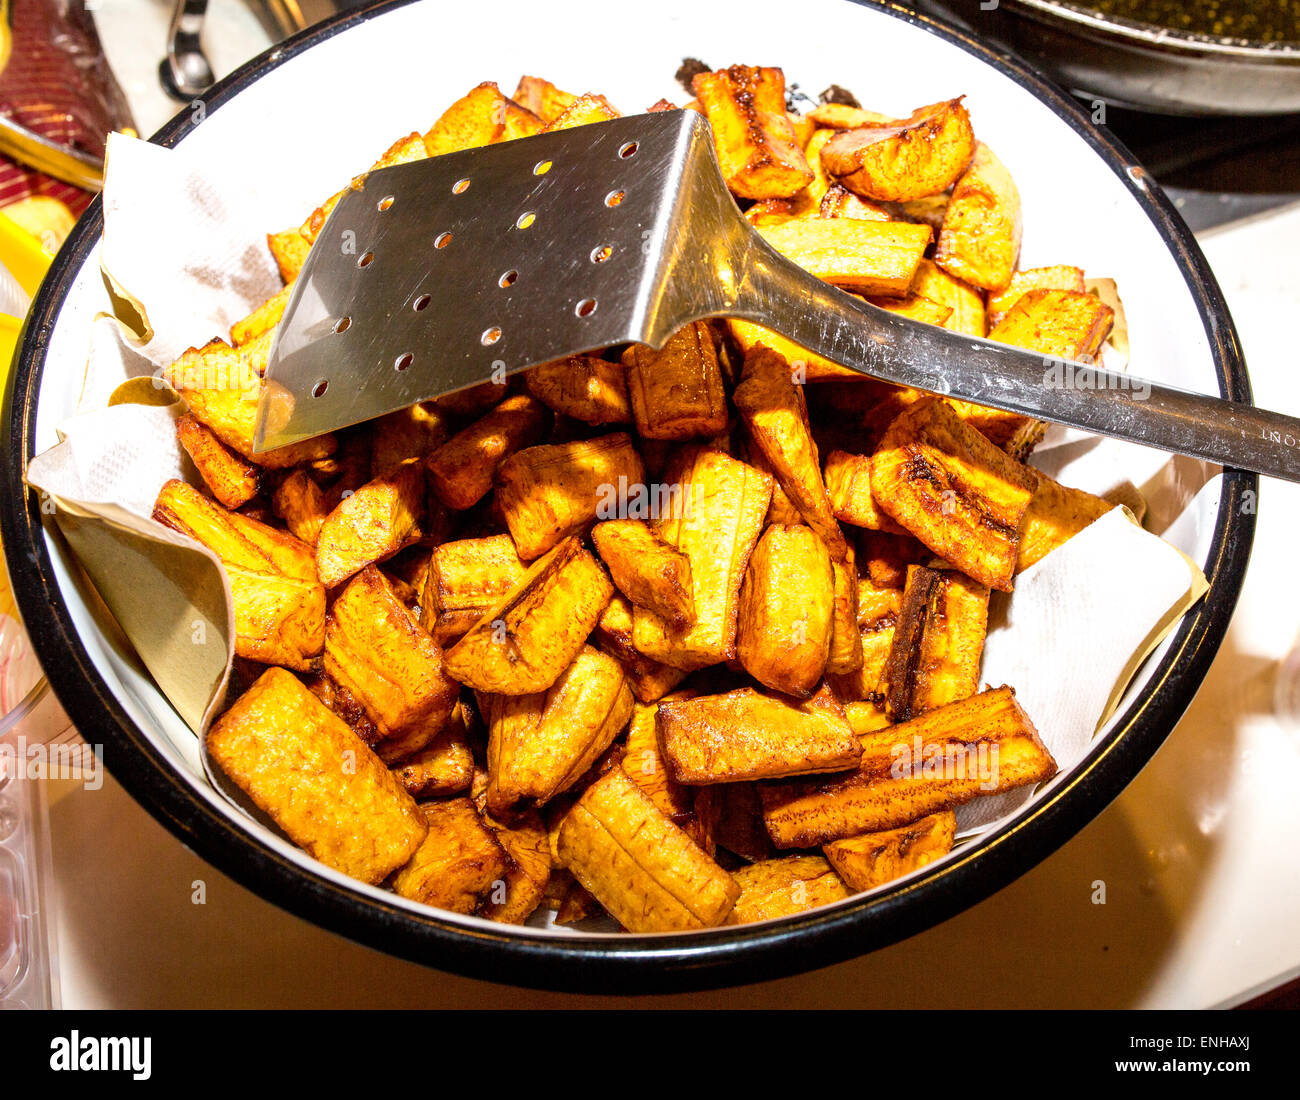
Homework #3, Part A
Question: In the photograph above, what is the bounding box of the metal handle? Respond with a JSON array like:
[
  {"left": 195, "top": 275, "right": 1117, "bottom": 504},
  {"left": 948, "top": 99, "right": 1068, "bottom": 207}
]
[
  {"left": 160, "top": 0, "right": 214, "bottom": 101},
  {"left": 735, "top": 240, "right": 1300, "bottom": 483}
]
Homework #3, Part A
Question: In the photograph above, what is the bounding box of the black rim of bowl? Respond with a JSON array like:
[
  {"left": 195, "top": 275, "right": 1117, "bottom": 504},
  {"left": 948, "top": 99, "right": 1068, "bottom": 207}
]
[{"left": 0, "top": 0, "right": 1256, "bottom": 994}]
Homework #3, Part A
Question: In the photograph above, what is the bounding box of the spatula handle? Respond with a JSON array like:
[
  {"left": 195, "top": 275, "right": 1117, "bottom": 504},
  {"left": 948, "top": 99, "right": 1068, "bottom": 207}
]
[{"left": 735, "top": 244, "right": 1298, "bottom": 483}]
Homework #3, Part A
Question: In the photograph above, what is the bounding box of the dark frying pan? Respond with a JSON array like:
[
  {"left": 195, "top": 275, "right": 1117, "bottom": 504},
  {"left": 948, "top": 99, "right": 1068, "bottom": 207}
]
[{"left": 914, "top": 0, "right": 1300, "bottom": 113}]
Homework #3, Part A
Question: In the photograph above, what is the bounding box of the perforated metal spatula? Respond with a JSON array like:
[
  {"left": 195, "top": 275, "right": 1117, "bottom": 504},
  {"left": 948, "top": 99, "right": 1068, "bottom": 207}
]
[{"left": 256, "top": 110, "right": 1300, "bottom": 482}]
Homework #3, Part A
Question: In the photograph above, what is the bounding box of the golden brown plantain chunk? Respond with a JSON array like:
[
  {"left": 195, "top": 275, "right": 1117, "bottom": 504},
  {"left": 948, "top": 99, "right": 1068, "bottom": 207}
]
[
  {"left": 323, "top": 566, "right": 459, "bottom": 761},
  {"left": 725, "top": 855, "right": 850, "bottom": 924},
  {"left": 544, "top": 93, "right": 620, "bottom": 131},
  {"left": 267, "top": 228, "right": 310, "bottom": 283},
  {"left": 870, "top": 397, "right": 1036, "bottom": 592},
  {"left": 390, "top": 798, "right": 514, "bottom": 914},
  {"left": 622, "top": 322, "right": 728, "bottom": 441},
  {"left": 589, "top": 594, "right": 687, "bottom": 703},
  {"left": 1016, "top": 468, "right": 1113, "bottom": 572},
  {"left": 370, "top": 402, "right": 451, "bottom": 475},
  {"left": 910, "top": 258, "right": 986, "bottom": 338},
  {"left": 226, "top": 564, "right": 325, "bottom": 671},
  {"left": 823, "top": 809, "right": 956, "bottom": 890},
  {"left": 175, "top": 414, "right": 259, "bottom": 509},
  {"left": 829, "top": 574, "right": 900, "bottom": 704},
  {"left": 657, "top": 683, "right": 861, "bottom": 784},
  {"left": 556, "top": 766, "right": 739, "bottom": 932},
  {"left": 760, "top": 686, "right": 1056, "bottom": 847},
  {"left": 165, "top": 340, "right": 336, "bottom": 469},
  {"left": 725, "top": 321, "right": 858, "bottom": 382},
  {"left": 154, "top": 478, "right": 308, "bottom": 576},
  {"left": 828, "top": 545, "right": 865, "bottom": 677},
  {"left": 808, "top": 103, "right": 895, "bottom": 129},
  {"left": 818, "top": 184, "right": 892, "bottom": 221},
  {"left": 230, "top": 285, "right": 289, "bottom": 347},
  {"left": 390, "top": 703, "right": 475, "bottom": 798},
  {"left": 479, "top": 806, "right": 552, "bottom": 924},
  {"left": 631, "top": 447, "right": 772, "bottom": 670},
  {"left": 986, "top": 264, "right": 1086, "bottom": 328},
  {"left": 736, "top": 524, "right": 834, "bottom": 697},
  {"left": 496, "top": 432, "right": 646, "bottom": 561},
  {"left": 856, "top": 529, "right": 932, "bottom": 590},
  {"left": 591, "top": 519, "right": 694, "bottom": 629},
  {"left": 820, "top": 98, "right": 975, "bottom": 202},
  {"left": 881, "top": 564, "right": 989, "bottom": 722},
  {"left": 425, "top": 393, "right": 549, "bottom": 511},
  {"left": 422, "top": 82, "right": 543, "bottom": 157},
  {"left": 481, "top": 645, "right": 633, "bottom": 816},
  {"left": 208, "top": 667, "right": 426, "bottom": 884},
  {"left": 757, "top": 218, "right": 931, "bottom": 297},
  {"left": 271, "top": 468, "right": 330, "bottom": 546},
  {"left": 524, "top": 355, "right": 630, "bottom": 425},
  {"left": 442, "top": 535, "right": 614, "bottom": 695},
  {"left": 734, "top": 347, "right": 848, "bottom": 560},
  {"left": 511, "top": 75, "right": 579, "bottom": 123},
  {"left": 934, "top": 142, "right": 1022, "bottom": 292},
  {"left": 691, "top": 65, "right": 813, "bottom": 199},
  {"left": 420, "top": 533, "right": 528, "bottom": 645},
  {"left": 315, "top": 461, "right": 424, "bottom": 588},
  {"left": 622, "top": 697, "right": 695, "bottom": 823},
  {"left": 823, "top": 449, "right": 906, "bottom": 532}
]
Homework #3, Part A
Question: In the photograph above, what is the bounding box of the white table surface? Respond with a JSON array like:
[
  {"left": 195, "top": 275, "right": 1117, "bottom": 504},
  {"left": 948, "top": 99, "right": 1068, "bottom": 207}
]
[{"left": 37, "top": 200, "right": 1300, "bottom": 1010}]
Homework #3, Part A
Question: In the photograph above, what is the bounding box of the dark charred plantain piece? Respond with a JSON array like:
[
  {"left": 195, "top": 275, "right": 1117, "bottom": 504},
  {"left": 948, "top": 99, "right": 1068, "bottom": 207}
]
[
  {"left": 881, "top": 564, "right": 989, "bottom": 722},
  {"left": 869, "top": 397, "right": 1036, "bottom": 592}
]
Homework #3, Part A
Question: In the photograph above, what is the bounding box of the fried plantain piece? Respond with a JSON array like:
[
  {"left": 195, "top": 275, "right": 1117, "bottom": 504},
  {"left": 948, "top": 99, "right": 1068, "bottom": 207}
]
[
  {"left": 1017, "top": 468, "right": 1113, "bottom": 572},
  {"left": 757, "top": 218, "right": 931, "bottom": 297},
  {"left": 426, "top": 394, "right": 549, "bottom": 511},
  {"left": 631, "top": 447, "right": 772, "bottom": 670},
  {"left": 711, "top": 782, "right": 773, "bottom": 863},
  {"left": 315, "top": 461, "right": 424, "bottom": 588},
  {"left": 165, "top": 340, "right": 336, "bottom": 469},
  {"left": 175, "top": 414, "right": 259, "bottom": 510},
  {"left": 301, "top": 132, "right": 428, "bottom": 244},
  {"left": 881, "top": 564, "right": 989, "bottom": 722},
  {"left": 934, "top": 142, "right": 1022, "bottom": 292},
  {"left": 524, "top": 355, "right": 631, "bottom": 425},
  {"left": 823, "top": 449, "right": 907, "bottom": 532},
  {"left": 267, "top": 228, "right": 310, "bottom": 283},
  {"left": 482, "top": 646, "right": 632, "bottom": 816},
  {"left": 422, "top": 82, "right": 543, "bottom": 157},
  {"left": 657, "top": 683, "right": 861, "bottom": 784},
  {"left": 910, "top": 258, "right": 986, "bottom": 338},
  {"left": 324, "top": 566, "right": 459, "bottom": 761},
  {"left": 370, "top": 402, "right": 451, "bottom": 475},
  {"left": 807, "top": 103, "right": 895, "bottom": 129},
  {"left": 496, "top": 432, "right": 646, "bottom": 561},
  {"left": 829, "top": 574, "right": 900, "bottom": 704},
  {"left": 622, "top": 322, "right": 728, "bottom": 441},
  {"left": 591, "top": 519, "right": 694, "bottom": 628},
  {"left": 390, "top": 702, "right": 475, "bottom": 798},
  {"left": 511, "top": 75, "right": 578, "bottom": 123},
  {"left": 420, "top": 533, "right": 528, "bottom": 645},
  {"left": 390, "top": 798, "right": 515, "bottom": 914},
  {"left": 442, "top": 535, "right": 614, "bottom": 695},
  {"left": 760, "top": 686, "right": 1056, "bottom": 847},
  {"left": 208, "top": 667, "right": 426, "bottom": 884},
  {"left": 736, "top": 524, "right": 834, "bottom": 697},
  {"left": 154, "top": 478, "right": 295, "bottom": 571},
  {"left": 271, "top": 468, "right": 330, "bottom": 546},
  {"left": 986, "top": 264, "right": 1086, "bottom": 328},
  {"left": 691, "top": 65, "right": 813, "bottom": 199},
  {"left": 725, "top": 855, "right": 850, "bottom": 924},
  {"left": 828, "top": 545, "right": 864, "bottom": 677},
  {"left": 856, "top": 529, "right": 932, "bottom": 589},
  {"left": 734, "top": 347, "right": 848, "bottom": 560},
  {"left": 556, "top": 766, "right": 739, "bottom": 931},
  {"left": 225, "top": 564, "right": 324, "bottom": 671},
  {"left": 589, "top": 594, "right": 687, "bottom": 703},
  {"left": 823, "top": 809, "right": 956, "bottom": 890},
  {"left": 820, "top": 98, "right": 975, "bottom": 202},
  {"left": 725, "top": 322, "right": 858, "bottom": 382},
  {"left": 545, "top": 92, "right": 620, "bottom": 131},
  {"left": 622, "top": 697, "right": 695, "bottom": 822},
  {"left": 230, "top": 285, "right": 289, "bottom": 347},
  {"left": 432, "top": 380, "right": 508, "bottom": 419},
  {"left": 818, "top": 184, "right": 892, "bottom": 221},
  {"left": 870, "top": 398, "right": 1036, "bottom": 592},
  {"left": 478, "top": 806, "right": 552, "bottom": 924}
]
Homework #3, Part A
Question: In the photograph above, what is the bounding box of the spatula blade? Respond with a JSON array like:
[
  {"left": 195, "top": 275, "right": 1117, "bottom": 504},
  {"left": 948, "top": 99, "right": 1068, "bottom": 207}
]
[{"left": 254, "top": 111, "right": 707, "bottom": 452}]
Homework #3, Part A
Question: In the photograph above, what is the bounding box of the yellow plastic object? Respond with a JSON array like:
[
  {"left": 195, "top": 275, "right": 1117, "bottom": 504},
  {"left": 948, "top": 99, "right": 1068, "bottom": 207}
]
[{"left": 0, "top": 207, "right": 55, "bottom": 298}]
